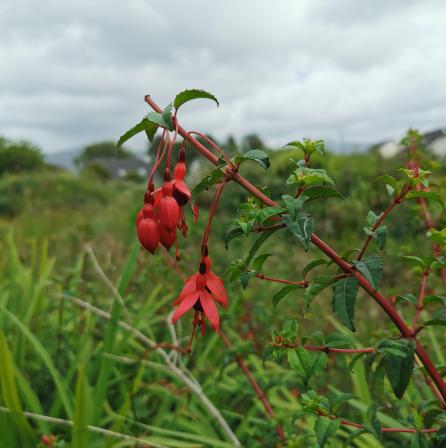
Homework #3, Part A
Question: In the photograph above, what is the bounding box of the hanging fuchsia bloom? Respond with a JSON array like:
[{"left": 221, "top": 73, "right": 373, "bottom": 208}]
[
  {"left": 172, "top": 256, "right": 228, "bottom": 332},
  {"left": 172, "top": 150, "right": 191, "bottom": 206},
  {"left": 159, "top": 172, "right": 180, "bottom": 231},
  {"left": 136, "top": 203, "right": 160, "bottom": 254}
]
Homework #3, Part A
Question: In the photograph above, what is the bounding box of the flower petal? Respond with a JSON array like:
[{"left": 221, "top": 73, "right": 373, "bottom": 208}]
[
  {"left": 174, "top": 274, "right": 197, "bottom": 305},
  {"left": 206, "top": 272, "right": 228, "bottom": 308},
  {"left": 200, "top": 291, "right": 220, "bottom": 331},
  {"left": 173, "top": 180, "right": 191, "bottom": 199},
  {"left": 171, "top": 291, "right": 198, "bottom": 323}
]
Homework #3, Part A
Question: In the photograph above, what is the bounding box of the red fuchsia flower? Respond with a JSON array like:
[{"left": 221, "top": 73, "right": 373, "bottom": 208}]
[
  {"left": 172, "top": 149, "right": 191, "bottom": 206},
  {"left": 172, "top": 256, "right": 228, "bottom": 333},
  {"left": 136, "top": 203, "right": 160, "bottom": 254},
  {"left": 159, "top": 171, "right": 180, "bottom": 232}
]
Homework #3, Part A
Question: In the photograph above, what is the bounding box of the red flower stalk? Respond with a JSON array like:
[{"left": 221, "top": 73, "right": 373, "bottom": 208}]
[{"left": 172, "top": 256, "right": 228, "bottom": 333}]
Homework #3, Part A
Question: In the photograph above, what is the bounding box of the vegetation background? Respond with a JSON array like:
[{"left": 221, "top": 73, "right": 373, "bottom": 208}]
[{"left": 0, "top": 130, "right": 445, "bottom": 447}]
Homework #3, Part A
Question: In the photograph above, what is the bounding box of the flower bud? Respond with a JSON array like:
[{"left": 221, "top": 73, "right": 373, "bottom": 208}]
[
  {"left": 159, "top": 181, "right": 180, "bottom": 230},
  {"left": 137, "top": 217, "right": 160, "bottom": 254},
  {"left": 160, "top": 226, "right": 176, "bottom": 250}
]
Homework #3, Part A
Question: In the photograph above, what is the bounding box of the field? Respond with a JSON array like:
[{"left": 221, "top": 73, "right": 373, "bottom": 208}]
[{"left": 0, "top": 137, "right": 445, "bottom": 447}]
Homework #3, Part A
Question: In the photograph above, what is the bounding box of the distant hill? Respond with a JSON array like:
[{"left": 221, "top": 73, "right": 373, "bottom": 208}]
[{"left": 45, "top": 147, "right": 147, "bottom": 171}]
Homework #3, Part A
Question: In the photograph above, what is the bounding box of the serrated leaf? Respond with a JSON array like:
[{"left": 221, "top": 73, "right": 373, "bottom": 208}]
[
  {"left": 384, "top": 339, "right": 414, "bottom": 398},
  {"left": 375, "top": 227, "right": 388, "bottom": 250},
  {"left": 304, "top": 275, "right": 334, "bottom": 312},
  {"left": 192, "top": 167, "right": 224, "bottom": 198},
  {"left": 272, "top": 284, "right": 301, "bottom": 309},
  {"left": 224, "top": 226, "right": 244, "bottom": 250},
  {"left": 406, "top": 190, "right": 444, "bottom": 209},
  {"left": 173, "top": 89, "right": 219, "bottom": 110},
  {"left": 314, "top": 417, "right": 340, "bottom": 448},
  {"left": 354, "top": 254, "right": 383, "bottom": 290},
  {"left": 283, "top": 213, "right": 314, "bottom": 251},
  {"left": 288, "top": 348, "right": 327, "bottom": 386},
  {"left": 324, "top": 332, "right": 354, "bottom": 349},
  {"left": 287, "top": 167, "right": 334, "bottom": 187},
  {"left": 332, "top": 277, "right": 359, "bottom": 331},
  {"left": 117, "top": 117, "right": 158, "bottom": 147},
  {"left": 282, "top": 194, "right": 308, "bottom": 219},
  {"left": 162, "top": 103, "right": 174, "bottom": 130},
  {"left": 146, "top": 109, "right": 174, "bottom": 131},
  {"left": 233, "top": 149, "right": 270, "bottom": 170},
  {"left": 304, "top": 186, "right": 344, "bottom": 201}
]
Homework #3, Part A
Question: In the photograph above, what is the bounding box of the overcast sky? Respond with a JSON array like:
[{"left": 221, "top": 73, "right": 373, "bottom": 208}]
[{"left": 1, "top": 0, "right": 445, "bottom": 153}]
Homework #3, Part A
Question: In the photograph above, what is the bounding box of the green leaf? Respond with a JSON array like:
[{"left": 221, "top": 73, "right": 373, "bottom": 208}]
[
  {"left": 252, "top": 253, "right": 275, "bottom": 271},
  {"left": 332, "top": 277, "right": 359, "bottom": 331},
  {"left": 314, "top": 417, "right": 340, "bottom": 448},
  {"left": 224, "top": 226, "right": 244, "bottom": 250},
  {"left": 354, "top": 254, "right": 383, "bottom": 290},
  {"left": 233, "top": 149, "right": 270, "bottom": 170},
  {"left": 426, "top": 228, "right": 446, "bottom": 245},
  {"left": 424, "top": 308, "right": 446, "bottom": 326},
  {"left": 375, "top": 227, "right": 388, "bottom": 250},
  {"left": 383, "top": 339, "right": 414, "bottom": 398},
  {"left": 365, "top": 403, "right": 382, "bottom": 441},
  {"left": 282, "top": 194, "right": 308, "bottom": 219},
  {"left": 192, "top": 167, "right": 224, "bottom": 198},
  {"left": 284, "top": 139, "right": 326, "bottom": 156},
  {"left": 406, "top": 190, "right": 444, "bottom": 209},
  {"left": 256, "top": 206, "right": 286, "bottom": 223},
  {"left": 376, "top": 174, "right": 400, "bottom": 193},
  {"left": 288, "top": 348, "right": 327, "bottom": 386},
  {"left": 117, "top": 117, "right": 158, "bottom": 147},
  {"left": 272, "top": 284, "right": 301, "bottom": 309},
  {"left": 146, "top": 109, "right": 174, "bottom": 131},
  {"left": 244, "top": 229, "right": 276, "bottom": 268},
  {"left": 396, "top": 293, "right": 418, "bottom": 305},
  {"left": 162, "top": 103, "right": 174, "bottom": 130},
  {"left": 302, "top": 259, "right": 329, "bottom": 279},
  {"left": 304, "top": 275, "right": 334, "bottom": 312},
  {"left": 173, "top": 89, "right": 219, "bottom": 110},
  {"left": 402, "top": 255, "right": 427, "bottom": 269},
  {"left": 283, "top": 213, "right": 314, "bottom": 251},
  {"left": 304, "top": 186, "right": 343, "bottom": 201},
  {"left": 367, "top": 211, "right": 379, "bottom": 226},
  {"left": 287, "top": 167, "right": 334, "bottom": 187}
]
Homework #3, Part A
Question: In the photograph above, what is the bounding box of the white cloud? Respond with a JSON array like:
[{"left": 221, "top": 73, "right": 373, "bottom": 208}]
[{"left": 0, "top": 0, "right": 445, "bottom": 152}]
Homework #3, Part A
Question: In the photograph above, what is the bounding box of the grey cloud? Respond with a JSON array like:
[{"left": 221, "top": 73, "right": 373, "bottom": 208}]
[{"left": 0, "top": 0, "right": 445, "bottom": 152}]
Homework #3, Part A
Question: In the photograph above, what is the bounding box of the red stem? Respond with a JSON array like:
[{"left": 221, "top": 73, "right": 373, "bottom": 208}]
[
  {"left": 357, "top": 190, "right": 408, "bottom": 261},
  {"left": 144, "top": 95, "right": 446, "bottom": 404},
  {"left": 218, "top": 330, "right": 286, "bottom": 441},
  {"left": 255, "top": 273, "right": 308, "bottom": 287},
  {"left": 412, "top": 270, "right": 429, "bottom": 329}
]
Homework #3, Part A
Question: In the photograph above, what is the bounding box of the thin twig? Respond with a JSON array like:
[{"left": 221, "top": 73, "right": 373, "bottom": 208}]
[
  {"left": 218, "top": 330, "right": 286, "bottom": 441},
  {"left": 255, "top": 273, "right": 308, "bottom": 287}
]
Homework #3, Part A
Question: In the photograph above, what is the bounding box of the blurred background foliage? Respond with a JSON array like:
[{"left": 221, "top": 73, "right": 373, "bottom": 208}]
[{"left": 0, "top": 131, "right": 445, "bottom": 447}]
